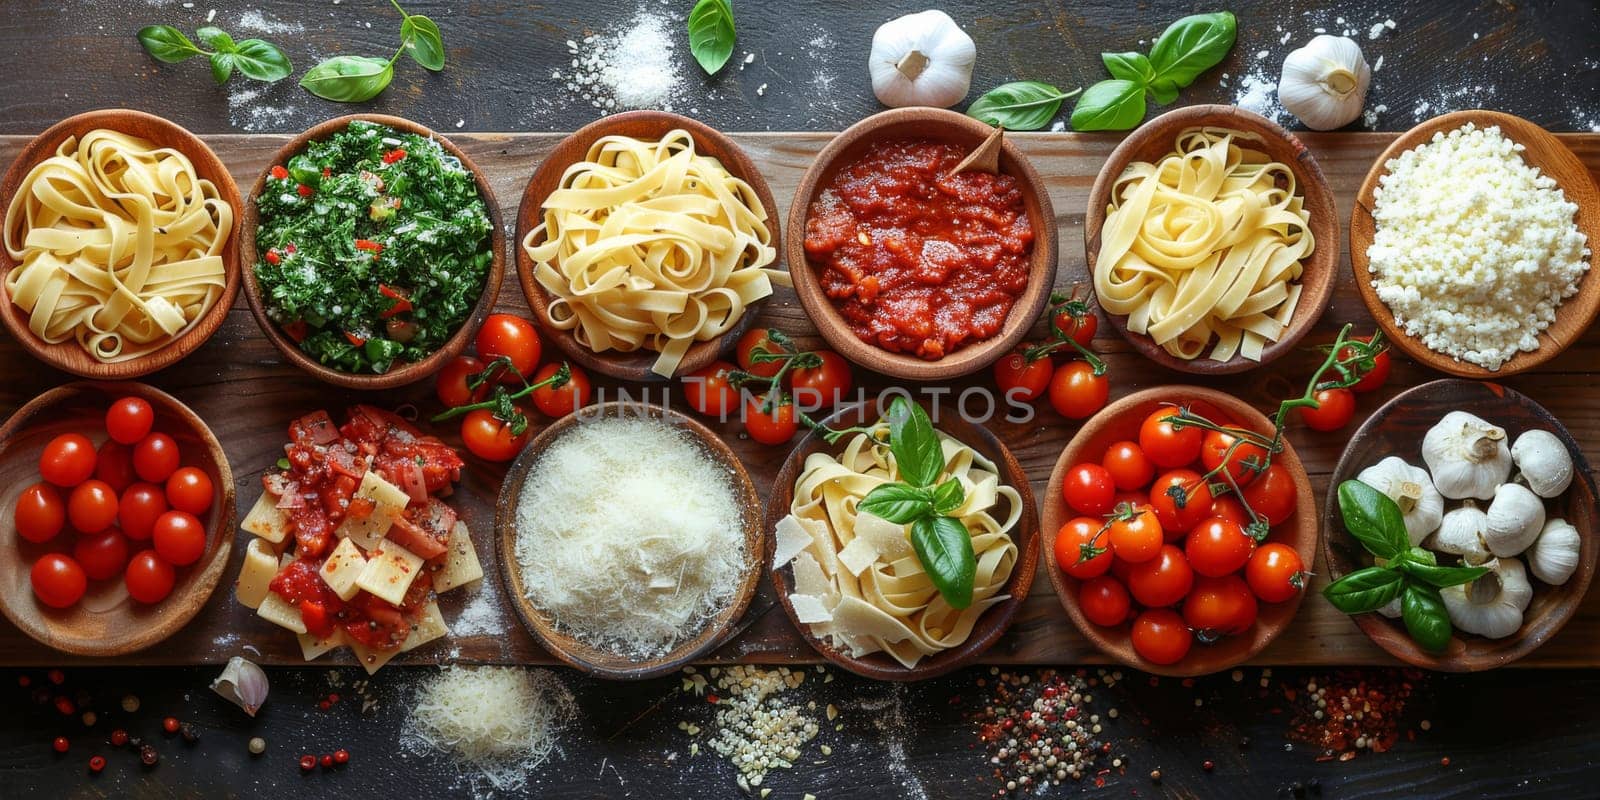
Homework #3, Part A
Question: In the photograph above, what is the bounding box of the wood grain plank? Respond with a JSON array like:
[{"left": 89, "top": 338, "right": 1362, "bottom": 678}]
[{"left": 1, "top": 131, "right": 1596, "bottom": 668}]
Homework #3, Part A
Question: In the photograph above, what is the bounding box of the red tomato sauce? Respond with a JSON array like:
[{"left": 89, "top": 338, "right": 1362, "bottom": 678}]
[{"left": 803, "top": 139, "right": 1035, "bottom": 360}]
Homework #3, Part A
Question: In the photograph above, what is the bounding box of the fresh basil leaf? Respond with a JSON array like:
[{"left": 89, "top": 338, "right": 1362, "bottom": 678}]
[
  {"left": 1337, "top": 480, "right": 1410, "bottom": 560},
  {"left": 209, "top": 52, "right": 235, "bottom": 85},
  {"left": 1400, "top": 561, "right": 1488, "bottom": 589},
  {"left": 1404, "top": 546, "right": 1437, "bottom": 566},
  {"left": 137, "top": 25, "right": 203, "bottom": 63},
  {"left": 1147, "top": 78, "right": 1180, "bottom": 105},
  {"left": 887, "top": 397, "right": 943, "bottom": 488},
  {"left": 233, "top": 39, "right": 293, "bottom": 82},
  {"left": 287, "top": 154, "right": 323, "bottom": 187},
  {"left": 1069, "top": 79, "right": 1147, "bottom": 131},
  {"left": 912, "top": 516, "right": 977, "bottom": 610},
  {"left": 687, "top": 0, "right": 736, "bottom": 75},
  {"left": 401, "top": 14, "right": 446, "bottom": 71},
  {"left": 1102, "top": 51, "right": 1153, "bottom": 84},
  {"left": 1322, "top": 566, "right": 1405, "bottom": 614},
  {"left": 1401, "top": 583, "right": 1453, "bottom": 653},
  {"left": 300, "top": 55, "right": 395, "bottom": 102},
  {"left": 1147, "top": 11, "right": 1237, "bottom": 90},
  {"left": 966, "top": 81, "right": 1081, "bottom": 131},
  {"left": 858, "top": 484, "right": 934, "bottom": 525},
  {"left": 196, "top": 26, "right": 236, "bottom": 52},
  {"left": 932, "top": 479, "right": 965, "bottom": 516}
]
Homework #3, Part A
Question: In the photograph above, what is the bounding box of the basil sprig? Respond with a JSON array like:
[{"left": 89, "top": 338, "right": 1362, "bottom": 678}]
[
  {"left": 1070, "top": 11, "right": 1236, "bottom": 131},
  {"left": 301, "top": 0, "right": 446, "bottom": 102},
  {"left": 137, "top": 24, "right": 292, "bottom": 85},
  {"left": 687, "top": 0, "right": 737, "bottom": 76},
  {"left": 1323, "top": 480, "right": 1488, "bottom": 652},
  {"left": 856, "top": 398, "right": 979, "bottom": 609},
  {"left": 966, "top": 81, "right": 1083, "bottom": 131}
]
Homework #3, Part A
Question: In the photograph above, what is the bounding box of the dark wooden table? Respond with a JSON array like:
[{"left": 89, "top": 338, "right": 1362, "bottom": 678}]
[{"left": 3, "top": 1, "right": 1599, "bottom": 798}]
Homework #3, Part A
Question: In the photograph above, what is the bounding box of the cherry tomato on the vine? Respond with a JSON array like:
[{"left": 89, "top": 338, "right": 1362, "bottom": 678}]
[
  {"left": 40, "top": 433, "right": 96, "bottom": 487},
  {"left": 1131, "top": 608, "right": 1193, "bottom": 666},
  {"left": 31, "top": 554, "right": 86, "bottom": 609},
  {"left": 124, "top": 550, "right": 175, "bottom": 604},
  {"left": 1107, "top": 504, "right": 1163, "bottom": 563},
  {"left": 1048, "top": 361, "right": 1108, "bottom": 420},
  {"left": 1185, "top": 516, "right": 1255, "bottom": 578},
  {"left": 1200, "top": 429, "right": 1269, "bottom": 489},
  {"left": 531, "top": 363, "right": 592, "bottom": 418},
  {"left": 1209, "top": 495, "right": 1253, "bottom": 529},
  {"left": 1246, "top": 542, "right": 1307, "bottom": 603},
  {"left": 744, "top": 395, "right": 798, "bottom": 446},
  {"left": 1148, "top": 470, "right": 1215, "bottom": 536},
  {"left": 105, "top": 397, "right": 155, "bottom": 445},
  {"left": 460, "top": 409, "right": 530, "bottom": 462},
  {"left": 1126, "top": 544, "right": 1194, "bottom": 608},
  {"left": 118, "top": 483, "right": 168, "bottom": 541},
  {"left": 1138, "top": 408, "right": 1202, "bottom": 468},
  {"left": 1299, "top": 387, "right": 1356, "bottom": 432},
  {"left": 1077, "top": 575, "right": 1131, "bottom": 627},
  {"left": 1183, "top": 574, "right": 1259, "bottom": 637},
  {"left": 1054, "top": 517, "right": 1111, "bottom": 580},
  {"left": 1061, "top": 463, "right": 1116, "bottom": 516},
  {"left": 435, "top": 356, "right": 488, "bottom": 408},
  {"left": 790, "top": 351, "right": 853, "bottom": 409},
  {"left": 735, "top": 329, "right": 785, "bottom": 379},
  {"left": 993, "top": 350, "right": 1053, "bottom": 404},
  {"left": 683, "top": 361, "right": 741, "bottom": 419},
  {"left": 1101, "top": 440, "right": 1155, "bottom": 491},
  {"left": 1337, "top": 336, "right": 1391, "bottom": 394},
  {"left": 1241, "top": 463, "right": 1299, "bottom": 527},
  {"left": 132, "top": 433, "right": 180, "bottom": 483},
  {"left": 1052, "top": 305, "right": 1098, "bottom": 348},
  {"left": 14, "top": 483, "right": 65, "bottom": 544},
  {"left": 474, "top": 314, "right": 541, "bottom": 384}
]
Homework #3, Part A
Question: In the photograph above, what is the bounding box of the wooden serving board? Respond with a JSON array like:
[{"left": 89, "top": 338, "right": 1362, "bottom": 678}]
[{"left": 2, "top": 131, "right": 1598, "bottom": 669}]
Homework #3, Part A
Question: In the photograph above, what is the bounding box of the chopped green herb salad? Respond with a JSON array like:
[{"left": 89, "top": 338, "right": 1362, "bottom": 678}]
[{"left": 254, "top": 120, "right": 493, "bottom": 374}]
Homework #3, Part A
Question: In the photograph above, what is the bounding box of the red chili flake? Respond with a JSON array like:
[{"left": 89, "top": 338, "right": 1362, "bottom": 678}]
[
  {"left": 354, "top": 239, "right": 383, "bottom": 254},
  {"left": 1440, "top": 757, "right": 1451, "bottom": 767},
  {"left": 1202, "top": 760, "right": 1215, "bottom": 772},
  {"left": 264, "top": 249, "right": 282, "bottom": 265},
  {"left": 17, "top": 675, "right": 29, "bottom": 687},
  {"left": 706, "top": 694, "right": 719, "bottom": 704},
  {"left": 139, "top": 745, "right": 159, "bottom": 767},
  {"left": 382, "top": 148, "right": 406, "bottom": 164},
  {"left": 318, "top": 700, "right": 331, "bottom": 711},
  {"left": 53, "top": 737, "right": 69, "bottom": 753},
  {"left": 270, "top": 165, "right": 288, "bottom": 180},
  {"left": 110, "top": 729, "right": 128, "bottom": 747},
  {"left": 285, "top": 242, "right": 298, "bottom": 254},
  {"left": 320, "top": 754, "right": 334, "bottom": 769},
  {"left": 162, "top": 717, "right": 180, "bottom": 734},
  {"left": 88, "top": 755, "right": 106, "bottom": 773},
  {"left": 333, "top": 749, "right": 350, "bottom": 765},
  {"left": 322, "top": 167, "right": 332, "bottom": 178},
  {"left": 54, "top": 696, "right": 76, "bottom": 715},
  {"left": 327, "top": 693, "right": 340, "bottom": 704},
  {"left": 47, "top": 669, "right": 65, "bottom": 685},
  {"left": 296, "top": 184, "right": 314, "bottom": 198},
  {"left": 299, "top": 754, "right": 316, "bottom": 772}
]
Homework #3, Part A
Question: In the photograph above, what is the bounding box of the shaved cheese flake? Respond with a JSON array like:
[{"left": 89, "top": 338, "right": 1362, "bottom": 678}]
[
  {"left": 791, "top": 551, "right": 834, "bottom": 602},
  {"left": 789, "top": 594, "right": 833, "bottom": 624},
  {"left": 853, "top": 511, "right": 912, "bottom": 561},
  {"left": 837, "top": 536, "right": 879, "bottom": 577},
  {"left": 830, "top": 595, "right": 915, "bottom": 644},
  {"left": 773, "top": 514, "right": 813, "bottom": 567}
]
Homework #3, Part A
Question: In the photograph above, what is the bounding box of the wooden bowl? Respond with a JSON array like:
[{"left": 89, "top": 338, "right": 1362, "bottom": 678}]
[
  {"left": 495, "top": 401, "right": 764, "bottom": 679},
  {"left": 515, "top": 110, "right": 779, "bottom": 382},
  {"left": 240, "top": 114, "right": 505, "bottom": 390},
  {"left": 0, "top": 109, "right": 242, "bottom": 379},
  {"left": 0, "top": 382, "right": 235, "bottom": 656},
  {"left": 766, "top": 402, "right": 1040, "bottom": 680},
  {"left": 785, "top": 108, "right": 1059, "bottom": 381},
  {"left": 1323, "top": 379, "right": 1597, "bottom": 671},
  {"left": 1084, "top": 105, "right": 1338, "bottom": 374},
  {"left": 1042, "top": 386, "right": 1318, "bottom": 677},
  {"left": 1350, "top": 110, "right": 1600, "bottom": 378}
]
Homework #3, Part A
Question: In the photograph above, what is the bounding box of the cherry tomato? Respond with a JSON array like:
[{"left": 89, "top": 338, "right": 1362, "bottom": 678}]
[
  {"left": 993, "top": 350, "right": 1052, "bottom": 404},
  {"left": 1107, "top": 505, "right": 1164, "bottom": 563},
  {"left": 1241, "top": 464, "right": 1299, "bottom": 527},
  {"left": 67, "top": 480, "right": 119, "bottom": 534},
  {"left": 74, "top": 529, "right": 130, "bottom": 581},
  {"left": 531, "top": 362, "right": 592, "bottom": 418},
  {"left": 1052, "top": 305, "right": 1098, "bottom": 348},
  {"left": 31, "top": 554, "right": 87, "bottom": 609},
  {"left": 132, "top": 433, "right": 180, "bottom": 483},
  {"left": 1183, "top": 575, "right": 1259, "bottom": 637},
  {"left": 735, "top": 329, "right": 785, "bottom": 379},
  {"left": 1337, "top": 336, "right": 1391, "bottom": 394},
  {"left": 1048, "top": 361, "right": 1109, "bottom": 420},
  {"left": 1062, "top": 463, "right": 1116, "bottom": 516},
  {"left": 435, "top": 356, "right": 488, "bottom": 408},
  {"left": 683, "top": 361, "right": 740, "bottom": 419},
  {"left": 1200, "top": 430, "right": 1269, "bottom": 489},
  {"left": 118, "top": 483, "right": 168, "bottom": 541},
  {"left": 105, "top": 397, "right": 155, "bottom": 445},
  {"left": 124, "top": 550, "right": 175, "bottom": 604},
  {"left": 1131, "top": 608, "right": 1193, "bottom": 665},
  {"left": 14, "top": 483, "right": 65, "bottom": 544},
  {"left": 1185, "top": 517, "right": 1256, "bottom": 578},
  {"left": 790, "top": 351, "right": 854, "bottom": 409},
  {"left": 1246, "top": 542, "right": 1307, "bottom": 604},
  {"left": 152, "top": 511, "right": 206, "bottom": 566},
  {"left": 744, "top": 395, "right": 797, "bottom": 446},
  {"left": 1298, "top": 388, "right": 1356, "bottom": 432},
  {"left": 1138, "top": 408, "right": 1202, "bottom": 468},
  {"left": 1054, "top": 517, "right": 1111, "bottom": 580},
  {"left": 460, "top": 408, "right": 530, "bottom": 462},
  {"left": 1101, "top": 441, "right": 1155, "bottom": 491},
  {"left": 165, "top": 468, "right": 214, "bottom": 516},
  {"left": 474, "top": 314, "right": 541, "bottom": 384},
  {"left": 1148, "top": 470, "right": 1215, "bottom": 536},
  {"left": 1126, "top": 544, "right": 1194, "bottom": 608},
  {"left": 1078, "top": 575, "right": 1131, "bottom": 627},
  {"left": 1209, "top": 495, "right": 1253, "bottom": 529},
  {"left": 93, "top": 440, "right": 137, "bottom": 493},
  {"left": 40, "top": 433, "right": 96, "bottom": 487}
]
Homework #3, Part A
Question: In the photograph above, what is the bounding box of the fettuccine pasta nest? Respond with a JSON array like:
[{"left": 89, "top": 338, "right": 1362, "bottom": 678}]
[{"left": 1093, "top": 127, "right": 1315, "bottom": 362}]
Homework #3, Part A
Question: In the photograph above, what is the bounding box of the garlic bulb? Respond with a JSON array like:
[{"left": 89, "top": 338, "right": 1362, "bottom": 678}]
[
  {"left": 1278, "top": 35, "right": 1371, "bottom": 130},
  {"left": 1356, "top": 457, "right": 1443, "bottom": 545},
  {"left": 868, "top": 10, "right": 976, "bottom": 109},
  {"left": 1422, "top": 411, "right": 1513, "bottom": 500},
  {"left": 1527, "top": 518, "right": 1581, "bottom": 585},
  {"left": 211, "top": 656, "right": 269, "bottom": 717},
  {"left": 1441, "top": 557, "right": 1532, "bottom": 639},
  {"left": 1484, "top": 483, "right": 1545, "bottom": 557},
  {"left": 1511, "top": 429, "right": 1574, "bottom": 498},
  {"left": 1429, "top": 503, "right": 1492, "bottom": 565}
]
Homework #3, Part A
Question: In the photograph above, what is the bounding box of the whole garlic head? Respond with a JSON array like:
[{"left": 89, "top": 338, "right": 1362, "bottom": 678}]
[
  {"left": 1356, "top": 457, "right": 1443, "bottom": 545},
  {"left": 1422, "top": 411, "right": 1513, "bottom": 500},
  {"left": 1441, "top": 557, "right": 1532, "bottom": 640},
  {"left": 1484, "top": 483, "right": 1545, "bottom": 558},
  {"left": 1429, "top": 503, "right": 1492, "bottom": 565},
  {"left": 868, "top": 10, "right": 976, "bottom": 109},
  {"left": 1278, "top": 35, "right": 1372, "bottom": 130},
  {"left": 1511, "top": 429, "right": 1574, "bottom": 499},
  {"left": 1526, "top": 518, "right": 1581, "bottom": 586}
]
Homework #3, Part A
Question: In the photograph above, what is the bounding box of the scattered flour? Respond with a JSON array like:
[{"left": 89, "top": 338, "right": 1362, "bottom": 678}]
[
  {"left": 557, "top": 4, "right": 685, "bottom": 112},
  {"left": 449, "top": 582, "right": 504, "bottom": 638},
  {"left": 227, "top": 84, "right": 302, "bottom": 132},
  {"left": 236, "top": 10, "right": 305, "bottom": 35}
]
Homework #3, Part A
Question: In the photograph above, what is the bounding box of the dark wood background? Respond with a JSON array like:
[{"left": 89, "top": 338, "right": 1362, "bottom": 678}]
[{"left": 3, "top": 1, "right": 1599, "bottom": 798}]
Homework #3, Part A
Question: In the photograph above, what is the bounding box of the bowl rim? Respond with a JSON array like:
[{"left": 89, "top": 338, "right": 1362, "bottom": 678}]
[
  {"left": 0, "top": 108, "right": 243, "bottom": 379},
  {"left": 0, "top": 381, "right": 236, "bottom": 656},
  {"left": 1083, "top": 103, "right": 1338, "bottom": 375},
  {"left": 493, "top": 400, "right": 765, "bottom": 679},
  {"left": 1348, "top": 109, "right": 1600, "bottom": 378},
  {"left": 238, "top": 113, "right": 506, "bottom": 390},
  {"left": 1040, "top": 385, "right": 1319, "bottom": 677},
  {"left": 783, "top": 107, "right": 1060, "bottom": 381},
  {"left": 764, "top": 400, "right": 1041, "bottom": 681},
  {"left": 514, "top": 109, "right": 780, "bottom": 382}
]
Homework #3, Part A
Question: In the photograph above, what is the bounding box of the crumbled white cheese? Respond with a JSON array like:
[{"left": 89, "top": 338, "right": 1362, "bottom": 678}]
[{"left": 1367, "top": 123, "right": 1591, "bottom": 370}]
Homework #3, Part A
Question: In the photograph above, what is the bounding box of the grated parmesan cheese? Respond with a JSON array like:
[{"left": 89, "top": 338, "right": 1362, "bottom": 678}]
[
  {"left": 514, "top": 417, "right": 746, "bottom": 660},
  {"left": 401, "top": 666, "right": 574, "bottom": 793}
]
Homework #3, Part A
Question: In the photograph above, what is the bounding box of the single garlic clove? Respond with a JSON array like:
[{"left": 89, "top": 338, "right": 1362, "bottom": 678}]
[{"left": 212, "top": 656, "right": 269, "bottom": 717}]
